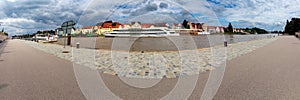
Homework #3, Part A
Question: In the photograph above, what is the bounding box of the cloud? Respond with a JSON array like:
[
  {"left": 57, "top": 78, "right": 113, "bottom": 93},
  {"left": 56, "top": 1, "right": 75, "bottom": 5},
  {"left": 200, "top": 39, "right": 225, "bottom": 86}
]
[
  {"left": 104, "top": 0, "right": 217, "bottom": 25},
  {"left": 0, "top": 18, "right": 35, "bottom": 23},
  {"left": 0, "top": 0, "right": 221, "bottom": 35},
  {"left": 1, "top": 0, "right": 300, "bottom": 35},
  {"left": 159, "top": 2, "right": 168, "bottom": 9},
  {"left": 207, "top": 0, "right": 300, "bottom": 31},
  {"left": 0, "top": 0, "right": 86, "bottom": 35},
  {"left": 129, "top": 3, "right": 158, "bottom": 16}
]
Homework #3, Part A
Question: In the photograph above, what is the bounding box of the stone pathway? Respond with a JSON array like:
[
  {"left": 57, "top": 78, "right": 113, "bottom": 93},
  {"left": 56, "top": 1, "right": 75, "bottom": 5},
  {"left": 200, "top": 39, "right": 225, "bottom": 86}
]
[{"left": 24, "top": 36, "right": 278, "bottom": 78}]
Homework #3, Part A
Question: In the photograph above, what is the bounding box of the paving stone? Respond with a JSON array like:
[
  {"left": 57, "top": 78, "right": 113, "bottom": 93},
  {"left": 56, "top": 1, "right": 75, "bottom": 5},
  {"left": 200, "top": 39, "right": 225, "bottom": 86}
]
[{"left": 23, "top": 37, "right": 278, "bottom": 78}]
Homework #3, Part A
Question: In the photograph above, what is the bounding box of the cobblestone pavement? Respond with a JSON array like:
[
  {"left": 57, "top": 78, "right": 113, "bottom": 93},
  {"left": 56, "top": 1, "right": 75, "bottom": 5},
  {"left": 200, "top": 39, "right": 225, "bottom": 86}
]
[{"left": 24, "top": 36, "right": 278, "bottom": 78}]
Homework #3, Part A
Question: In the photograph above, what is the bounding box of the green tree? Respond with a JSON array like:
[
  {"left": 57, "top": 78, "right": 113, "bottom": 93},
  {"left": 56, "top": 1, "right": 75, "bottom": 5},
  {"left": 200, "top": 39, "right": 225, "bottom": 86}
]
[
  {"left": 182, "top": 20, "right": 189, "bottom": 29},
  {"left": 284, "top": 18, "right": 300, "bottom": 35},
  {"left": 252, "top": 27, "right": 268, "bottom": 34},
  {"left": 37, "top": 31, "right": 42, "bottom": 34},
  {"left": 284, "top": 20, "right": 289, "bottom": 33},
  {"left": 49, "top": 30, "right": 55, "bottom": 35},
  {"left": 228, "top": 22, "right": 233, "bottom": 33},
  {"left": 112, "top": 22, "right": 117, "bottom": 26}
]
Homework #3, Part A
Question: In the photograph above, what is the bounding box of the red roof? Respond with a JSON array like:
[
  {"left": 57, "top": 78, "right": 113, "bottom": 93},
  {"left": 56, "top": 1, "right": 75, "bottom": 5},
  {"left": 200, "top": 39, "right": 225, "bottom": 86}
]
[
  {"left": 141, "top": 24, "right": 153, "bottom": 28},
  {"left": 173, "top": 23, "right": 178, "bottom": 26},
  {"left": 101, "top": 21, "right": 123, "bottom": 28},
  {"left": 208, "top": 26, "right": 218, "bottom": 29}
]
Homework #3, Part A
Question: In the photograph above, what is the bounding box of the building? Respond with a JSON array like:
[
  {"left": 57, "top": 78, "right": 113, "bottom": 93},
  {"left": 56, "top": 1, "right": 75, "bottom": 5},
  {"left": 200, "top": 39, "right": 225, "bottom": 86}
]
[
  {"left": 55, "top": 28, "right": 63, "bottom": 35},
  {"left": 93, "top": 26, "right": 101, "bottom": 34},
  {"left": 207, "top": 26, "right": 225, "bottom": 33},
  {"left": 219, "top": 27, "right": 225, "bottom": 33},
  {"left": 234, "top": 28, "right": 244, "bottom": 33},
  {"left": 208, "top": 26, "right": 217, "bottom": 33},
  {"left": 153, "top": 22, "right": 169, "bottom": 28},
  {"left": 215, "top": 26, "right": 220, "bottom": 33},
  {"left": 201, "top": 23, "right": 208, "bottom": 32},
  {"left": 0, "top": 29, "right": 7, "bottom": 42},
  {"left": 81, "top": 26, "right": 93, "bottom": 34},
  {"left": 130, "top": 22, "right": 142, "bottom": 28},
  {"left": 123, "top": 24, "right": 132, "bottom": 29},
  {"left": 99, "top": 21, "right": 124, "bottom": 34},
  {"left": 172, "top": 23, "right": 182, "bottom": 29},
  {"left": 141, "top": 24, "right": 155, "bottom": 28}
]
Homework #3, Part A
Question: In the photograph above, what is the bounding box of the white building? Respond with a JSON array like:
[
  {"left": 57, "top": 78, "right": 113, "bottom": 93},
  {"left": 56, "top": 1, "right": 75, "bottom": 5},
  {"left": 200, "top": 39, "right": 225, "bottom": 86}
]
[{"left": 81, "top": 26, "right": 93, "bottom": 34}]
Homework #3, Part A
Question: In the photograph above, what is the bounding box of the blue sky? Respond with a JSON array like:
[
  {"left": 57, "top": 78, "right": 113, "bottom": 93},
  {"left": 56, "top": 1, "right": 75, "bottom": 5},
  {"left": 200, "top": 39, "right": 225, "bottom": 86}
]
[{"left": 0, "top": 0, "right": 300, "bottom": 35}]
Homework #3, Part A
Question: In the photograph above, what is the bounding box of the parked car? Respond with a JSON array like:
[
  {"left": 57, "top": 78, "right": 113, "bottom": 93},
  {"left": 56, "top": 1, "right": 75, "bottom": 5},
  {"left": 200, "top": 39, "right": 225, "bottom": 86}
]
[{"left": 32, "top": 34, "right": 57, "bottom": 42}]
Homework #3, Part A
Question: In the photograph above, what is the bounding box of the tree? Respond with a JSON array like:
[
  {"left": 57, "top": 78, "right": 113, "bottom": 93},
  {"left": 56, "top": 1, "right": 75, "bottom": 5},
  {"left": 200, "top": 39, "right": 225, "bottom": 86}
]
[
  {"left": 228, "top": 22, "right": 233, "bottom": 33},
  {"left": 284, "top": 20, "right": 289, "bottom": 33},
  {"left": 182, "top": 20, "right": 188, "bottom": 29},
  {"left": 252, "top": 27, "right": 268, "bottom": 34},
  {"left": 284, "top": 18, "right": 300, "bottom": 35},
  {"left": 244, "top": 28, "right": 252, "bottom": 34},
  {"left": 37, "top": 31, "right": 42, "bottom": 34},
  {"left": 112, "top": 22, "right": 117, "bottom": 26},
  {"left": 49, "top": 30, "right": 55, "bottom": 35}
]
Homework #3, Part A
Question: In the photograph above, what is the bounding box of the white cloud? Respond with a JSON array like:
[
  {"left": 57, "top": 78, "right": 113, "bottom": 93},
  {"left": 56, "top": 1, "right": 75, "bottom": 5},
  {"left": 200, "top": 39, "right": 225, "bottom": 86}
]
[
  {"left": 208, "top": 0, "right": 300, "bottom": 30},
  {"left": 0, "top": 18, "right": 35, "bottom": 23},
  {"left": 6, "top": 0, "right": 17, "bottom": 2},
  {"left": 1, "top": 0, "right": 300, "bottom": 35}
]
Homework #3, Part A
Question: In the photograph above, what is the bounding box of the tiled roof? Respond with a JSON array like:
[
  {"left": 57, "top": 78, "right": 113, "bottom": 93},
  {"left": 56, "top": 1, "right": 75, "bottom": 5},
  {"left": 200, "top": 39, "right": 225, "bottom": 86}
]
[
  {"left": 141, "top": 24, "right": 153, "bottom": 28},
  {"left": 153, "top": 23, "right": 167, "bottom": 27},
  {"left": 101, "top": 21, "right": 123, "bottom": 28}
]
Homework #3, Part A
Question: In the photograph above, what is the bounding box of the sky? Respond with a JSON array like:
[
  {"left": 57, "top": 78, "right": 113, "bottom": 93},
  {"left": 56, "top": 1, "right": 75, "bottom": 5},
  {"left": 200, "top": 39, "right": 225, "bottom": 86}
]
[{"left": 0, "top": 0, "right": 300, "bottom": 35}]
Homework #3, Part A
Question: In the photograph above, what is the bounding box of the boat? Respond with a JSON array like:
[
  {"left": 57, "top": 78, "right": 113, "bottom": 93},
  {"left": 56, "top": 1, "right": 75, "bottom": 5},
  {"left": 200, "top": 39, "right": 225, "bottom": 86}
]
[{"left": 104, "top": 28, "right": 179, "bottom": 37}]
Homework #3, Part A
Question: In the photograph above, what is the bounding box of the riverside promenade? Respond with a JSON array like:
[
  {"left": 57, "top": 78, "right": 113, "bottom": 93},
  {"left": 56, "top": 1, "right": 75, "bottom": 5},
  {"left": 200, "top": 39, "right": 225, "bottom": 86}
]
[
  {"left": 213, "top": 36, "right": 300, "bottom": 100},
  {"left": 0, "top": 36, "right": 299, "bottom": 99},
  {"left": 0, "top": 40, "right": 85, "bottom": 99}
]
